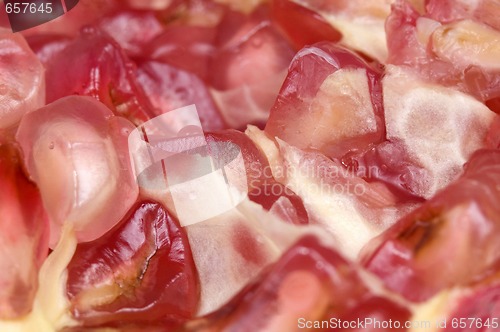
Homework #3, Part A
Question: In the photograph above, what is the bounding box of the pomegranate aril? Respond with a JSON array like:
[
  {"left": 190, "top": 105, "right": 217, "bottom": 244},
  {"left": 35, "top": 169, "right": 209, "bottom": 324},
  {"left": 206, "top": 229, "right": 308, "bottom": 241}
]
[
  {"left": 272, "top": 139, "right": 414, "bottom": 258},
  {"left": 300, "top": 0, "right": 393, "bottom": 62},
  {"left": 380, "top": 66, "right": 495, "bottom": 198},
  {"left": 426, "top": 0, "right": 500, "bottom": 31},
  {"left": 266, "top": 42, "right": 384, "bottom": 159},
  {"left": 387, "top": 0, "right": 500, "bottom": 108},
  {"left": 66, "top": 201, "right": 199, "bottom": 328},
  {"left": 209, "top": 4, "right": 295, "bottom": 128},
  {"left": 210, "top": 5, "right": 294, "bottom": 90},
  {"left": 16, "top": 96, "right": 139, "bottom": 246},
  {"left": 361, "top": 149, "right": 500, "bottom": 302}
]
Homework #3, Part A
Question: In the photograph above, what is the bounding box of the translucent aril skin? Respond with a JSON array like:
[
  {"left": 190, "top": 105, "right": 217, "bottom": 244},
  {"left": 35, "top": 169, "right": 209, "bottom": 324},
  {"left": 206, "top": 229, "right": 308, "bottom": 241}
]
[
  {"left": 0, "top": 28, "right": 45, "bottom": 131},
  {"left": 360, "top": 149, "right": 500, "bottom": 303},
  {"left": 205, "top": 130, "right": 308, "bottom": 224},
  {"left": 136, "top": 60, "right": 227, "bottom": 132},
  {"left": 66, "top": 201, "right": 199, "bottom": 329},
  {"left": 184, "top": 236, "right": 411, "bottom": 332},
  {"left": 16, "top": 95, "right": 139, "bottom": 247},
  {"left": 0, "top": 143, "right": 49, "bottom": 319},
  {"left": 265, "top": 41, "right": 385, "bottom": 159},
  {"left": 44, "top": 27, "right": 155, "bottom": 125}
]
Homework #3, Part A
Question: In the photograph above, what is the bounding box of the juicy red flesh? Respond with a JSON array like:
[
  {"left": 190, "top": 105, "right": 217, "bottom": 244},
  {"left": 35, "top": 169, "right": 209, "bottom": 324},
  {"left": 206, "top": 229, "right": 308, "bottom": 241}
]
[
  {"left": 44, "top": 27, "right": 154, "bottom": 125},
  {"left": 0, "top": 143, "right": 49, "bottom": 319},
  {"left": 184, "top": 236, "right": 411, "bottom": 331},
  {"left": 66, "top": 201, "right": 199, "bottom": 327},
  {"left": 361, "top": 149, "right": 500, "bottom": 302},
  {"left": 206, "top": 5, "right": 295, "bottom": 128}
]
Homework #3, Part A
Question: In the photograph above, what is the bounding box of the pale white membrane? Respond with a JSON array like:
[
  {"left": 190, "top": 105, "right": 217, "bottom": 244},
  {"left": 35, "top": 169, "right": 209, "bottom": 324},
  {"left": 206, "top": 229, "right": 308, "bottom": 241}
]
[
  {"left": 246, "top": 127, "right": 414, "bottom": 260},
  {"left": 383, "top": 65, "right": 496, "bottom": 198}
]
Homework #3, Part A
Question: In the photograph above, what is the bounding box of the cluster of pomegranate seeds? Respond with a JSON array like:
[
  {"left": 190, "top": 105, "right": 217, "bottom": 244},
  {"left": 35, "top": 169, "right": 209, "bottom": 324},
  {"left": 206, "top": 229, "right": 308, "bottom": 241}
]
[{"left": 2, "top": 0, "right": 500, "bottom": 331}]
